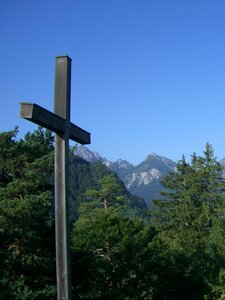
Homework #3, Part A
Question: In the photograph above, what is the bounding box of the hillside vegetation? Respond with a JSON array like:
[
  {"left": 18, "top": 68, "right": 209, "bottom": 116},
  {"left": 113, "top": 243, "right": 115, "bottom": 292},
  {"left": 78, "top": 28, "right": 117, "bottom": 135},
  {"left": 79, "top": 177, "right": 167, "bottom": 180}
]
[{"left": 1, "top": 127, "right": 225, "bottom": 299}]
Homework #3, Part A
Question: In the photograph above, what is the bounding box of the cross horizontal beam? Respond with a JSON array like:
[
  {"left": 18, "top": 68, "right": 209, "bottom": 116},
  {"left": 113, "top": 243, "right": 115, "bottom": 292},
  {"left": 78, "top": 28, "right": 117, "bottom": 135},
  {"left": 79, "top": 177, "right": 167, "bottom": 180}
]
[{"left": 20, "top": 102, "right": 90, "bottom": 145}]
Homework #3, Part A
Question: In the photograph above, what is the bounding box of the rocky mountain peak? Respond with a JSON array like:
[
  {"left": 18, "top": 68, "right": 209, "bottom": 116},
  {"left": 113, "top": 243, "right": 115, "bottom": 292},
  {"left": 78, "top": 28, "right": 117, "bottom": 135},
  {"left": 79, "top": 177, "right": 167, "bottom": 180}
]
[
  {"left": 115, "top": 159, "right": 134, "bottom": 169},
  {"left": 145, "top": 152, "right": 158, "bottom": 159},
  {"left": 143, "top": 152, "right": 176, "bottom": 172},
  {"left": 73, "top": 145, "right": 104, "bottom": 163},
  {"left": 73, "top": 145, "right": 177, "bottom": 207}
]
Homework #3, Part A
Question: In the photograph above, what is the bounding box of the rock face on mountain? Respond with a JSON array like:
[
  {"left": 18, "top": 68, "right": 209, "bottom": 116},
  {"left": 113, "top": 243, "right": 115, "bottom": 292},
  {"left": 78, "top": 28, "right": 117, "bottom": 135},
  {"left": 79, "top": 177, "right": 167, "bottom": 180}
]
[
  {"left": 73, "top": 146, "right": 176, "bottom": 207},
  {"left": 73, "top": 146, "right": 105, "bottom": 163},
  {"left": 123, "top": 153, "right": 176, "bottom": 206}
]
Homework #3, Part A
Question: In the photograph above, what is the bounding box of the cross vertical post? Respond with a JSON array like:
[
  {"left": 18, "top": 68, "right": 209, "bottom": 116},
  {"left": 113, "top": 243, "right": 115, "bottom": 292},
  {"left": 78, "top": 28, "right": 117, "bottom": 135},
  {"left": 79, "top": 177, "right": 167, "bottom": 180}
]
[
  {"left": 19, "top": 56, "right": 91, "bottom": 300},
  {"left": 54, "top": 56, "right": 71, "bottom": 300}
]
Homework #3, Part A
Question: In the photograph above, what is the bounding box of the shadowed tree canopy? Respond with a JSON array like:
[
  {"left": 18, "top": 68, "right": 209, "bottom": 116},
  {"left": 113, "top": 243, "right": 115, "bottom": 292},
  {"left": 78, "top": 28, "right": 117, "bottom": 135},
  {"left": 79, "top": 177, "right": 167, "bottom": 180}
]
[
  {"left": 151, "top": 143, "right": 225, "bottom": 299},
  {"left": 0, "top": 127, "right": 56, "bottom": 299}
]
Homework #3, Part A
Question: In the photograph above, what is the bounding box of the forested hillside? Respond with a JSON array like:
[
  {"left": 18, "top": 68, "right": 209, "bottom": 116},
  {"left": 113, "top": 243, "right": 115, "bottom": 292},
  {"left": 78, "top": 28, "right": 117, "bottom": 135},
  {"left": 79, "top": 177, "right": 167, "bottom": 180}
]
[
  {"left": 1, "top": 127, "right": 225, "bottom": 299},
  {"left": 69, "top": 155, "right": 148, "bottom": 223}
]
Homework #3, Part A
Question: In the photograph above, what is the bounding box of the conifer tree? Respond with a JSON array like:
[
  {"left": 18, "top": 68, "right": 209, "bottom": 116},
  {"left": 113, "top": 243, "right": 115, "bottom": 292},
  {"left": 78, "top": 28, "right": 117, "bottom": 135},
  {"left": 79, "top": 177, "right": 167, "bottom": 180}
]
[
  {"left": 0, "top": 127, "right": 56, "bottom": 299},
  {"left": 152, "top": 143, "right": 225, "bottom": 299},
  {"left": 71, "top": 174, "right": 154, "bottom": 299}
]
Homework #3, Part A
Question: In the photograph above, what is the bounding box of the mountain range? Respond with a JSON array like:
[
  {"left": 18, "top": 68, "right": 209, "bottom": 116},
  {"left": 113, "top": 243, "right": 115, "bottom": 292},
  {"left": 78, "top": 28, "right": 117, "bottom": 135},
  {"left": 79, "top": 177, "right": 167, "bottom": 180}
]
[
  {"left": 74, "top": 146, "right": 225, "bottom": 207},
  {"left": 73, "top": 146, "right": 177, "bottom": 207}
]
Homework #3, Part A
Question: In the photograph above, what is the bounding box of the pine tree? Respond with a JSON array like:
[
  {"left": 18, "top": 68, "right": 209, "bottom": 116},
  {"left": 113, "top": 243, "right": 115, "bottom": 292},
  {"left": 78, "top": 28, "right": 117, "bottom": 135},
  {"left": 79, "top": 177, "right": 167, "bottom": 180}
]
[
  {"left": 153, "top": 144, "right": 224, "bottom": 249},
  {"left": 0, "top": 127, "right": 56, "bottom": 299},
  {"left": 151, "top": 143, "right": 225, "bottom": 299},
  {"left": 71, "top": 174, "right": 154, "bottom": 299}
]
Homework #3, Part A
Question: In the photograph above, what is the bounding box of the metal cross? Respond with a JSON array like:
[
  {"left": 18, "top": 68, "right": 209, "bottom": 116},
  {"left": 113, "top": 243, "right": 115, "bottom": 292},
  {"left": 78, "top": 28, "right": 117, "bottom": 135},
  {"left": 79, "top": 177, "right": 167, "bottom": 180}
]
[{"left": 20, "top": 56, "right": 91, "bottom": 300}]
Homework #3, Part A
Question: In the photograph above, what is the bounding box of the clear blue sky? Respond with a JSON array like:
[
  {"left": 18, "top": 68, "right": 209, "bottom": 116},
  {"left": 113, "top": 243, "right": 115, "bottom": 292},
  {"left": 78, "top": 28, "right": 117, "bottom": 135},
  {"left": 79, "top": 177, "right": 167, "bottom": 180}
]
[{"left": 1, "top": 0, "right": 225, "bottom": 165}]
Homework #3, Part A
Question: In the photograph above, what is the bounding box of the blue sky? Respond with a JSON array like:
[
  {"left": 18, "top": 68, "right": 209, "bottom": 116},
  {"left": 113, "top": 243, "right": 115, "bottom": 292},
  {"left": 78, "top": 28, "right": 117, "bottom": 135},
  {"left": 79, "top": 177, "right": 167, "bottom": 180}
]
[{"left": 1, "top": 0, "right": 225, "bottom": 165}]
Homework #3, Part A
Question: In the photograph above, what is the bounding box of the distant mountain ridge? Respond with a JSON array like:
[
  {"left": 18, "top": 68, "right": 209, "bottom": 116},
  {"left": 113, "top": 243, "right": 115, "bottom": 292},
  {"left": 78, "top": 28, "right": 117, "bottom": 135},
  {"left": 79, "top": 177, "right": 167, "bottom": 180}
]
[
  {"left": 73, "top": 146, "right": 176, "bottom": 207},
  {"left": 73, "top": 146, "right": 105, "bottom": 163},
  {"left": 124, "top": 153, "right": 176, "bottom": 205},
  {"left": 73, "top": 146, "right": 225, "bottom": 207}
]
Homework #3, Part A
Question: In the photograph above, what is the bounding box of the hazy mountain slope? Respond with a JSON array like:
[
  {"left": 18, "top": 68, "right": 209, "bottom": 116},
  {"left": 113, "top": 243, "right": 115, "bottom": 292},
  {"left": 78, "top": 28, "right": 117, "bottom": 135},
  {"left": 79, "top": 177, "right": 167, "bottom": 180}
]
[
  {"left": 124, "top": 153, "right": 176, "bottom": 206},
  {"left": 69, "top": 154, "right": 147, "bottom": 222},
  {"left": 73, "top": 146, "right": 177, "bottom": 207}
]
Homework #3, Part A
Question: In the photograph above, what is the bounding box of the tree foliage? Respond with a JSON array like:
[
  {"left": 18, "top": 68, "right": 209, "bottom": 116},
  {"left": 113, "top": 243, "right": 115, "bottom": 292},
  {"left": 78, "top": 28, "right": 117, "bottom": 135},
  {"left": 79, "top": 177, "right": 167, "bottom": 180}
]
[
  {"left": 152, "top": 143, "right": 225, "bottom": 299},
  {"left": 69, "top": 155, "right": 148, "bottom": 223},
  {"left": 1, "top": 127, "right": 225, "bottom": 300},
  {"left": 71, "top": 174, "right": 155, "bottom": 299},
  {"left": 0, "top": 127, "right": 148, "bottom": 299},
  {"left": 0, "top": 127, "right": 56, "bottom": 299}
]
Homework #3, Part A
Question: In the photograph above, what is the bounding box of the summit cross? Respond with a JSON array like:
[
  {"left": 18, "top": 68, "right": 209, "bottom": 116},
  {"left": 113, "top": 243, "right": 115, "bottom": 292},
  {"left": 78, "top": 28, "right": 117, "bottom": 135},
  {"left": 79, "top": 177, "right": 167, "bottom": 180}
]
[{"left": 20, "top": 56, "right": 91, "bottom": 300}]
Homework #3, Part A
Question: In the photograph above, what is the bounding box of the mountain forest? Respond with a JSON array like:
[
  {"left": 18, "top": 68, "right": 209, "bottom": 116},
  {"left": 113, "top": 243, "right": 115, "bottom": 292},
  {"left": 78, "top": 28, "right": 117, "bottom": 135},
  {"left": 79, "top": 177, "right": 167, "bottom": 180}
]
[{"left": 1, "top": 127, "right": 225, "bottom": 300}]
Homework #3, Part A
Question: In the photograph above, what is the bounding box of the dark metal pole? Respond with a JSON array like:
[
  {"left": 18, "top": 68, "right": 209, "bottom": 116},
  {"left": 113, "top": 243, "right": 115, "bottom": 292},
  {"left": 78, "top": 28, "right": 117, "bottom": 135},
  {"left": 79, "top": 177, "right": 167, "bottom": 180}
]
[{"left": 54, "top": 56, "right": 72, "bottom": 300}]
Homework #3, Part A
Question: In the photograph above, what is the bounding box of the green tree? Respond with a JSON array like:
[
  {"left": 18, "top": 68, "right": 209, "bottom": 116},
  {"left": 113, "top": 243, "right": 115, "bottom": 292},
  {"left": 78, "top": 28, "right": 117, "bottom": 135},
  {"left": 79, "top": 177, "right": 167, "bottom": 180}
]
[
  {"left": 71, "top": 174, "right": 154, "bottom": 299},
  {"left": 0, "top": 127, "right": 56, "bottom": 299},
  {"left": 69, "top": 154, "right": 148, "bottom": 224},
  {"left": 204, "top": 207, "right": 225, "bottom": 299},
  {"left": 84, "top": 174, "right": 124, "bottom": 212},
  {"left": 151, "top": 143, "right": 225, "bottom": 299}
]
